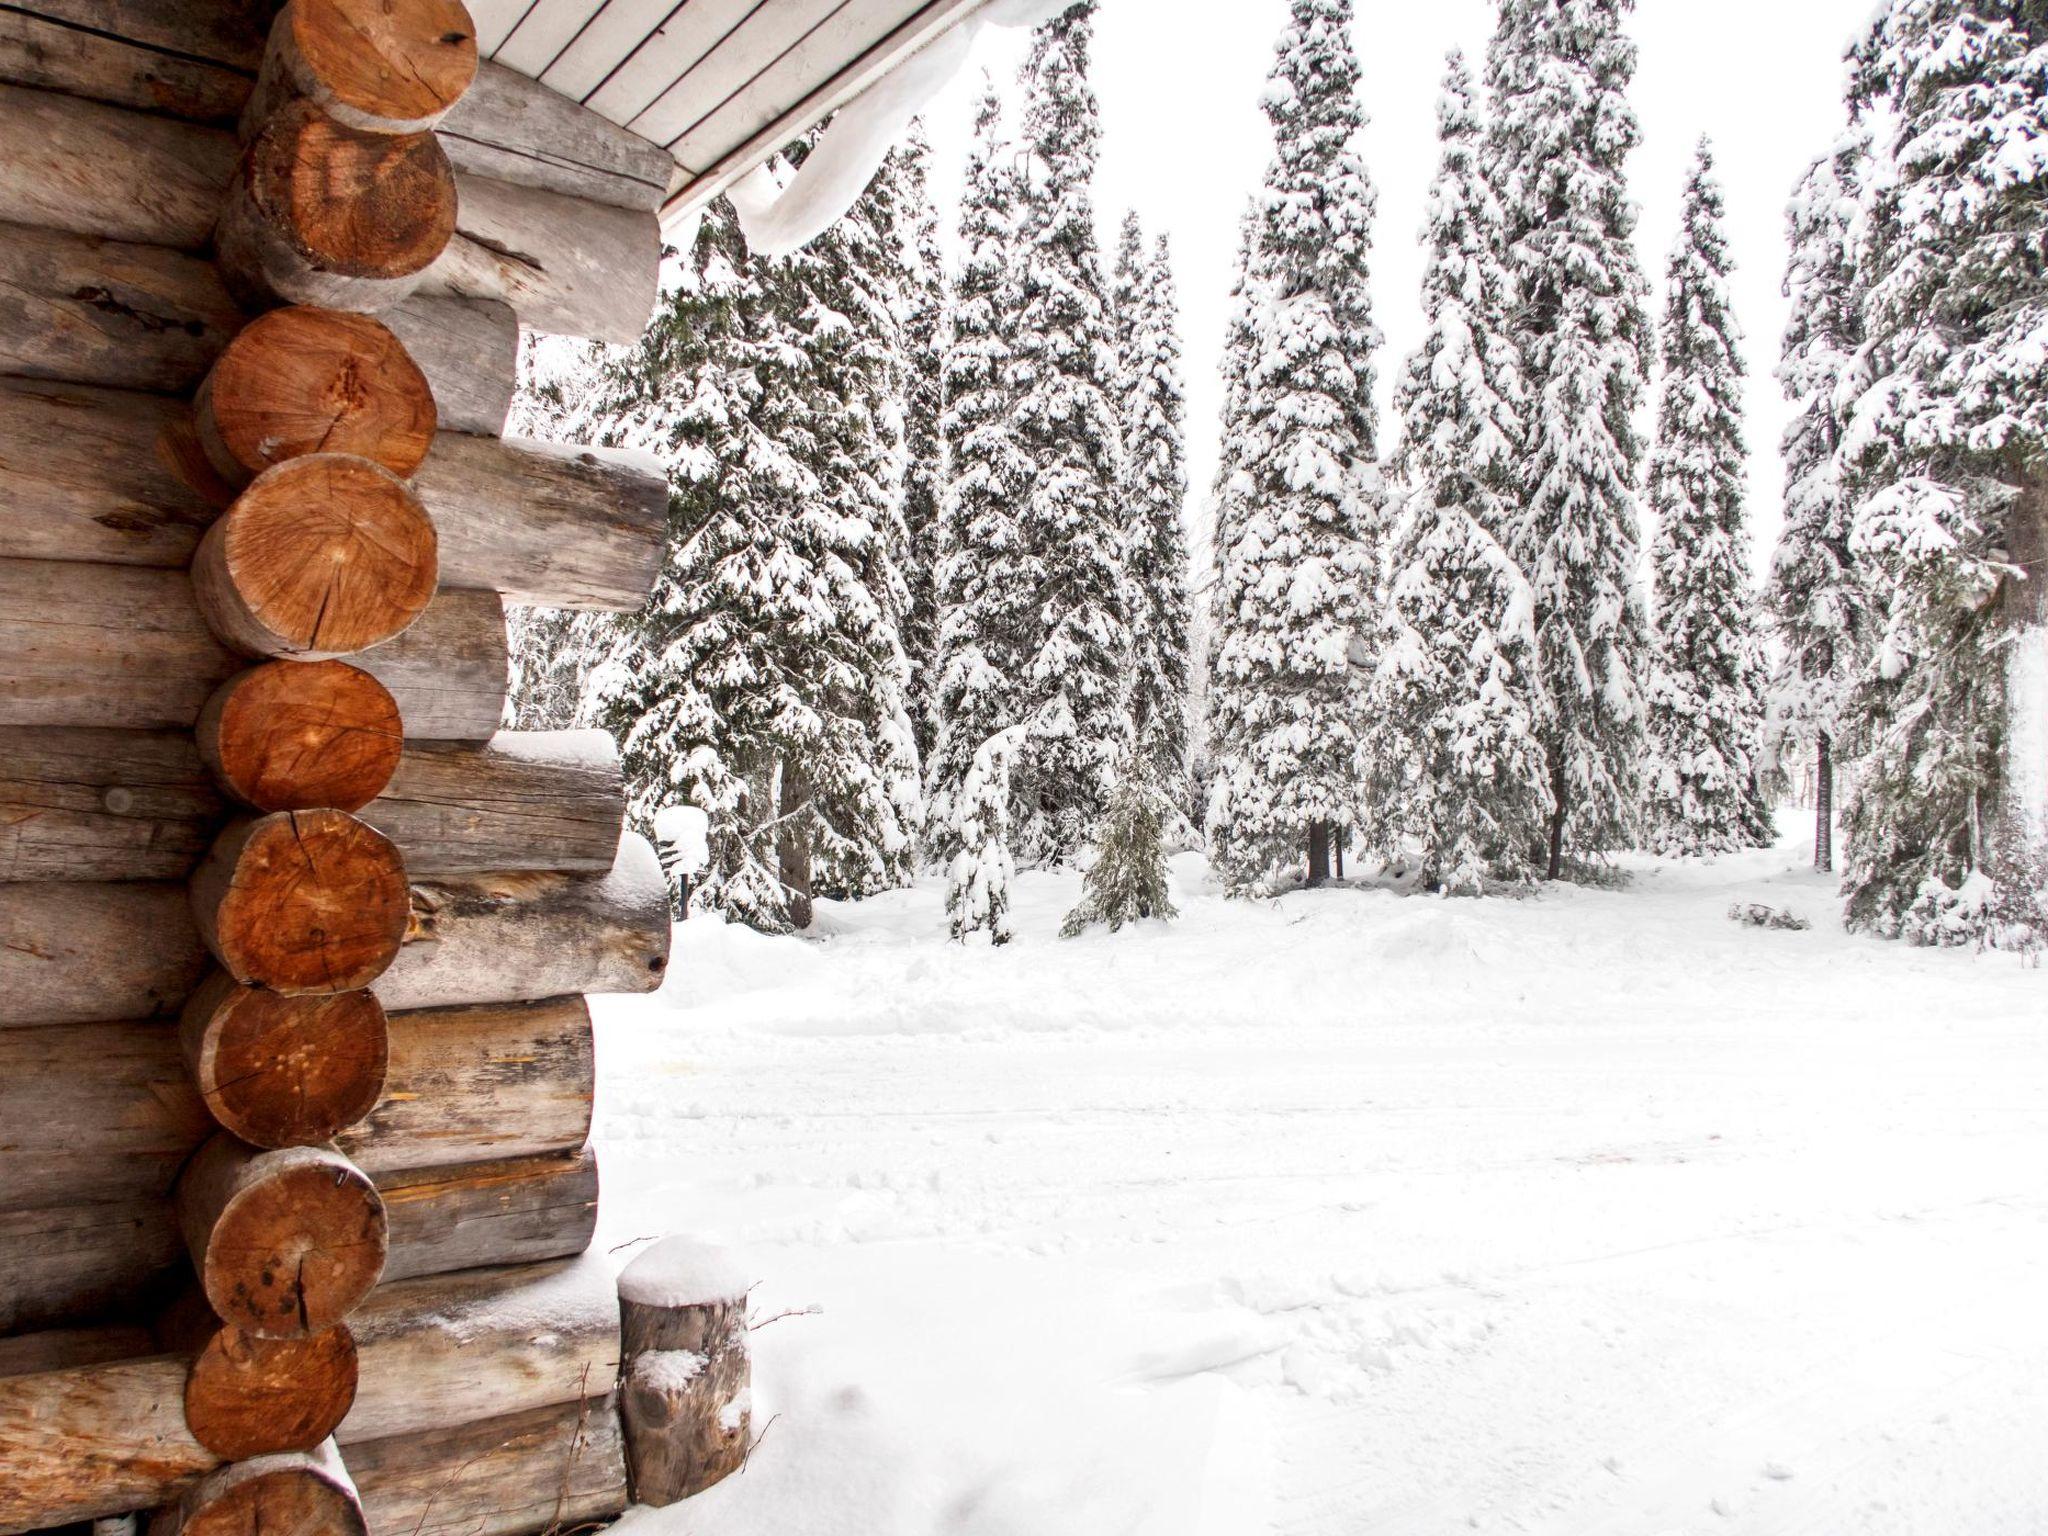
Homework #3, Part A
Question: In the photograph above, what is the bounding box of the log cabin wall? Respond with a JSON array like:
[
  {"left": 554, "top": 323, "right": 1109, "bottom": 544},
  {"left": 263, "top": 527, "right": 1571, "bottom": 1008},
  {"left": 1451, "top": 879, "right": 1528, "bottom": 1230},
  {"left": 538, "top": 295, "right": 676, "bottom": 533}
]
[{"left": 0, "top": 4, "right": 695, "bottom": 1532}]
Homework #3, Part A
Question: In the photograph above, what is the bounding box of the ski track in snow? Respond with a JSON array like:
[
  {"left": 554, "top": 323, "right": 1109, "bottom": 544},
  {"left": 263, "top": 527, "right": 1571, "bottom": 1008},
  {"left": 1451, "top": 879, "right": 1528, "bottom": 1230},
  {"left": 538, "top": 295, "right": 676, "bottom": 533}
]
[{"left": 594, "top": 821, "right": 2048, "bottom": 1536}]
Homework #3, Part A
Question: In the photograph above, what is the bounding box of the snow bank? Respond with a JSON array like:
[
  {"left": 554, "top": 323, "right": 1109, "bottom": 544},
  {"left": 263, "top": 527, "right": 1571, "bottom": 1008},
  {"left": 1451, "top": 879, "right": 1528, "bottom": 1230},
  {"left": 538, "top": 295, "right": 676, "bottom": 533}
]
[{"left": 619, "top": 1236, "right": 754, "bottom": 1308}]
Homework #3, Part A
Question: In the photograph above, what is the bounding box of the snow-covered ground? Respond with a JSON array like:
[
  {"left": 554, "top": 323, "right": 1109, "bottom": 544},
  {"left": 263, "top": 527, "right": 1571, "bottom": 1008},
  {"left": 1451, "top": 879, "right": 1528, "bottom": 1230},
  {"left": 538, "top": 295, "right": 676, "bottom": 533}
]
[{"left": 596, "top": 822, "right": 2048, "bottom": 1536}]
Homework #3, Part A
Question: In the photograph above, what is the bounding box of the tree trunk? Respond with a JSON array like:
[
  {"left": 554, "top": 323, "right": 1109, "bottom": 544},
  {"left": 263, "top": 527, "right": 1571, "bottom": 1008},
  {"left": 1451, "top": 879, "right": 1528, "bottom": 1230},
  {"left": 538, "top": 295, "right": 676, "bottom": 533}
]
[
  {"left": 0, "top": 1350, "right": 214, "bottom": 1530},
  {"left": 0, "top": 5, "right": 261, "bottom": 123},
  {"left": 0, "top": 879, "right": 203, "bottom": 1026},
  {"left": 0, "top": 561, "right": 506, "bottom": 739},
  {"left": 1996, "top": 476, "right": 2048, "bottom": 892},
  {"left": 347, "top": 1395, "right": 627, "bottom": 1536},
  {"left": 377, "top": 1146, "right": 599, "bottom": 1283},
  {"left": 195, "top": 306, "right": 438, "bottom": 486},
  {"left": 175, "top": 1134, "right": 388, "bottom": 1338},
  {"left": 199, "top": 661, "right": 405, "bottom": 815},
  {"left": 378, "top": 296, "right": 515, "bottom": 437},
  {"left": 242, "top": 0, "right": 476, "bottom": 137},
  {"left": 363, "top": 732, "right": 627, "bottom": 877},
  {"left": 146, "top": 1440, "right": 364, "bottom": 1536},
  {"left": 338, "top": 1256, "right": 620, "bottom": 1445},
  {"left": 190, "top": 810, "right": 410, "bottom": 994},
  {"left": 1306, "top": 821, "right": 1331, "bottom": 887},
  {"left": 1815, "top": 732, "right": 1833, "bottom": 875},
  {"left": 192, "top": 455, "right": 440, "bottom": 661},
  {"left": 181, "top": 973, "right": 390, "bottom": 1149},
  {"left": 437, "top": 61, "right": 670, "bottom": 212},
  {"left": 1547, "top": 758, "right": 1568, "bottom": 882},
  {"left": 0, "top": 1203, "right": 185, "bottom": 1333},
  {"left": 180, "top": 1321, "right": 360, "bottom": 1461},
  {"left": 777, "top": 759, "right": 815, "bottom": 930},
  {"left": 616, "top": 1239, "right": 752, "bottom": 1505}
]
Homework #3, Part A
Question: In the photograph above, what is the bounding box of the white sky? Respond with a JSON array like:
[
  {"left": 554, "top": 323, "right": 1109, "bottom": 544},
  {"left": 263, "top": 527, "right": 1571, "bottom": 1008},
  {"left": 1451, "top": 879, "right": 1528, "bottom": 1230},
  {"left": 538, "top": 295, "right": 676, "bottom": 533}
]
[{"left": 920, "top": 0, "right": 1875, "bottom": 574}]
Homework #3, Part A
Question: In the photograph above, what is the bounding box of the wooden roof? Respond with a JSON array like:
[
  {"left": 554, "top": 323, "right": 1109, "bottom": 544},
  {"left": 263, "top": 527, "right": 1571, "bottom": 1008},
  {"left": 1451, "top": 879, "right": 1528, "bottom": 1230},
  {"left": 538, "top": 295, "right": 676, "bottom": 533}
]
[{"left": 468, "top": 0, "right": 996, "bottom": 222}]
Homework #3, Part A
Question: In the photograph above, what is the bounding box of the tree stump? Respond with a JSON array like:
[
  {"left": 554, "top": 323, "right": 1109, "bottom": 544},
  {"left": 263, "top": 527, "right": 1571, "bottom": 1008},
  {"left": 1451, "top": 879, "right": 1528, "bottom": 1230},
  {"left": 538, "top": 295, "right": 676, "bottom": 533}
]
[
  {"left": 198, "top": 661, "right": 405, "bottom": 813},
  {"left": 147, "top": 1440, "right": 365, "bottom": 1536},
  {"left": 191, "top": 455, "right": 438, "bottom": 661},
  {"left": 615, "top": 1238, "right": 753, "bottom": 1506},
  {"left": 190, "top": 810, "right": 409, "bottom": 993},
  {"left": 176, "top": 1134, "right": 387, "bottom": 1338},
  {"left": 195, "top": 307, "right": 436, "bottom": 485},
  {"left": 247, "top": 0, "right": 478, "bottom": 136},
  {"left": 184, "top": 1321, "right": 359, "bottom": 1460},
  {"left": 180, "top": 972, "right": 389, "bottom": 1147}
]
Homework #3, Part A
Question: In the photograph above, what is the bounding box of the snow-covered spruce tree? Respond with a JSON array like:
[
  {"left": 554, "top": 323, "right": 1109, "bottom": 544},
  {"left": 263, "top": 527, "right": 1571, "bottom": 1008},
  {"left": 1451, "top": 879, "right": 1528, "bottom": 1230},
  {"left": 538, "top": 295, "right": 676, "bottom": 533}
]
[
  {"left": 583, "top": 167, "right": 918, "bottom": 934},
  {"left": 1205, "top": 0, "right": 1382, "bottom": 895},
  {"left": 1768, "top": 132, "right": 1873, "bottom": 872},
  {"left": 1484, "top": 0, "right": 1655, "bottom": 878},
  {"left": 1111, "top": 213, "right": 1195, "bottom": 800},
  {"left": 926, "top": 84, "right": 1035, "bottom": 872},
  {"left": 1007, "top": 0, "right": 1134, "bottom": 866},
  {"left": 947, "top": 723, "right": 1027, "bottom": 945},
  {"left": 1642, "top": 140, "right": 1774, "bottom": 858},
  {"left": 1840, "top": 0, "right": 2048, "bottom": 945},
  {"left": 895, "top": 121, "right": 948, "bottom": 768},
  {"left": 1377, "top": 49, "right": 1550, "bottom": 892},
  {"left": 1062, "top": 761, "right": 1178, "bottom": 935}
]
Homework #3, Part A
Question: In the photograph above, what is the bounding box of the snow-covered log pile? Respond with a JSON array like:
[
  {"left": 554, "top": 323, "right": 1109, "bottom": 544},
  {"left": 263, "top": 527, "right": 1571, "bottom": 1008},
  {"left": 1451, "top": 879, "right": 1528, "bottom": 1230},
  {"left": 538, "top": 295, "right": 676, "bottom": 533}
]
[{"left": 0, "top": 3, "right": 709, "bottom": 1533}]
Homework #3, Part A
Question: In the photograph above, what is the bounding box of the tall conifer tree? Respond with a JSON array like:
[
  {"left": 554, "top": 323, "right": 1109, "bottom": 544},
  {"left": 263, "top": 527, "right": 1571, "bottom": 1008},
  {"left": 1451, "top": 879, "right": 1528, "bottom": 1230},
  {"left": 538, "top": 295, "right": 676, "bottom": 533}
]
[
  {"left": 1485, "top": 0, "right": 1654, "bottom": 878},
  {"left": 1205, "top": 0, "right": 1382, "bottom": 894},
  {"left": 895, "top": 123, "right": 948, "bottom": 767},
  {"left": 1643, "top": 141, "right": 1775, "bottom": 857},
  {"left": 1008, "top": 0, "right": 1134, "bottom": 865}
]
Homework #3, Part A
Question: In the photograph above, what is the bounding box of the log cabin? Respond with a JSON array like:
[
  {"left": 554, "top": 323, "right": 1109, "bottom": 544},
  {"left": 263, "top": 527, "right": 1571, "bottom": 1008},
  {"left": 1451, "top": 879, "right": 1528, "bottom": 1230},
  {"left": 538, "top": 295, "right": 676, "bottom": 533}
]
[{"left": 0, "top": 3, "right": 998, "bottom": 1531}]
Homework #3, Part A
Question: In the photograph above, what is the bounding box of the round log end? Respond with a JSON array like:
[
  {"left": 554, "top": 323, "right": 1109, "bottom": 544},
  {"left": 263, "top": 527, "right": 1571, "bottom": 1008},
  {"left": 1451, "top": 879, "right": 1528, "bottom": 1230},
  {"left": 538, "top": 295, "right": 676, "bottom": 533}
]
[
  {"left": 183, "top": 977, "right": 390, "bottom": 1146},
  {"left": 196, "top": 454, "right": 438, "bottom": 661},
  {"left": 200, "top": 1148, "right": 388, "bottom": 1337},
  {"left": 185, "top": 1323, "right": 360, "bottom": 1459},
  {"left": 248, "top": 101, "right": 457, "bottom": 281},
  {"left": 200, "top": 660, "right": 405, "bottom": 812},
  {"left": 196, "top": 809, "right": 411, "bottom": 993},
  {"left": 172, "top": 1453, "right": 367, "bottom": 1536},
  {"left": 197, "top": 307, "right": 437, "bottom": 483},
  {"left": 289, "top": 0, "right": 478, "bottom": 131}
]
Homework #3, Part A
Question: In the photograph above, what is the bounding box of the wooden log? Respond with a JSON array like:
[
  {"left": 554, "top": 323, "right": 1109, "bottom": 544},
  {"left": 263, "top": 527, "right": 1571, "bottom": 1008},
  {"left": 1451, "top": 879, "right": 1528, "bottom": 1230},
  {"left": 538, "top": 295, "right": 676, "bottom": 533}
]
[
  {"left": 378, "top": 295, "right": 516, "bottom": 438},
  {"left": 437, "top": 59, "right": 671, "bottom": 213},
  {"left": 3, "top": 727, "right": 618, "bottom": 882},
  {"left": 0, "top": 1324, "right": 156, "bottom": 1378},
  {"left": 377, "top": 1146, "right": 600, "bottom": 1283},
  {"left": 177, "top": 1134, "right": 388, "bottom": 1338},
  {"left": 616, "top": 1239, "right": 754, "bottom": 1505},
  {"left": 339, "top": 1255, "right": 620, "bottom": 1444},
  {"left": 377, "top": 832, "right": 671, "bottom": 1011},
  {"left": 244, "top": 0, "right": 477, "bottom": 137},
  {"left": 192, "top": 456, "right": 439, "bottom": 661},
  {"left": 182, "top": 1322, "right": 359, "bottom": 1461},
  {"left": 182, "top": 972, "right": 390, "bottom": 1149},
  {"left": 0, "top": 1202, "right": 183, "bottom": 1334},
  {"left": 0, "top": 81, "right": 234, "bottom": 250},
  {"left": 412, "top": 434, "right": 668, "bottom": 611},
  {"left": 191, "top": 810, "right": 410, "bottom": 993},
  {"left": 216, "top": 100, "right": 456, "bottom": 312},
  {"left": 148, "top": 1441, "right": 365, "bottom": 1536},
  {"left": 422, "top": 171, "right": 659, "bottom": 345},
  {"left": 0, "top": 224, "right": 241, "bottom": 392},
  {"left": 0, "top": 879, "right": 202, "bottom": 1026},
  {"left": 0, "top": 561, "right": 506, "bottom": 738},
  {"left": 195, "top": 307, "right": 437, "bottom": 485},
  {"left": 2, "top": 1147, "right": 598, "bottom": 1338},
  {"left": 349, "top": 1395, "right": 628, "bottom": 1536},
  {"left": 0, "top": 1350, "right": 213, "bottom": 1532},
  {"left": 0, "top": 380, "right": 655, "bottom": 606},
  {"left": 0, "top": 4, "right": 261, "bottom": 123},
  {"left": 199, "top": 661, "right": 405, "bottom": 814},
  {"left": 338, "top": 996, "right": 594, "bottom": 1175},
  {"left": 363, "top": 731, "right": 626, "bottom": 878}
]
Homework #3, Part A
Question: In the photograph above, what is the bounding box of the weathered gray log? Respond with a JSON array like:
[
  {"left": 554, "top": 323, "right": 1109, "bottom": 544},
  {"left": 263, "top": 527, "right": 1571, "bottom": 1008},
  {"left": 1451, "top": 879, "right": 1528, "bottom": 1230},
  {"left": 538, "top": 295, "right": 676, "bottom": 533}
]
[
  {"left": 0, "top": 81, "right": 234, "bottom": 248},
  {"left": 0, "top": 1349, "right": 213, "bottom": 1532},
  {"left": 0, "top": 3, "right": 263, "bottom": 123},
  {"left": 422, "top": 171, "right": 660, "bottom": 345},
  {"left": 376, "top": 831, "right": 671, "bottom": 1011},
  {"left": 2, "top": 728, "right": 623, "bottom": 882},
  {"left": 437, "top": 59, "right": 671, "bottom": 213},
  {"left": 0, "top": 879, "right": 202, "bottom": 1026},
  {"left": 147, "top": 1439, "right": 364, "bottom": 1536},
  {"left": 339, "top": 1255, "right": 621, "bottom": 1445},
  {"left": 349, "top": 1396, "right": 628, "bottom": 1536},
  {"left": 0, "top": 380, "right": 663, "bottom": 608},
  {"left": 0, "top": 1324, "right": 156, "bottom": 1378},
  {"left": 0, "top": 561, "right": 506, "bottom": 738},
  {"left": 616, "top": 1238, "right": 754, "bottom": 1505},
  {"left": 0, "top": 225, "right": 241, "bottom": 392},
  {"left": 377, "top": 1146, "right": 600, "bottom": 1283},
  {"left": 176, "top": 1134, "right": 388, "bottom": 1338},
  {"left": 339, "top": 996, "right": 595, "bottom": 1176},
  {"left": 0, "top": 1202, "right": 183, "bottom": 1334},
  {"left": 379, "top": 295, "right": 516, "bottom": 437}
]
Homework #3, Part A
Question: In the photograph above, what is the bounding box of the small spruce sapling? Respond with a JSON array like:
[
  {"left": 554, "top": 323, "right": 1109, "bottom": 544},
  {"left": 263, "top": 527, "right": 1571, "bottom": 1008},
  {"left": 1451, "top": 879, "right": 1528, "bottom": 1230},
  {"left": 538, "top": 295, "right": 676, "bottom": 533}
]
[{"left": 1062, "top": 763, "right": 1178, "bottom": 936}]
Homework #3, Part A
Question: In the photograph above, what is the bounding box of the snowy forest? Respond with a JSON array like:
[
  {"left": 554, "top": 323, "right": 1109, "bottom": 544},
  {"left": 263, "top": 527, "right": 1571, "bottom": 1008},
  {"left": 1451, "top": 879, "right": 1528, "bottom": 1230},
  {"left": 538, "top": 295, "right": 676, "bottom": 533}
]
[{"left": 508, "top": 0, "right": 2048, "bottom": 955}]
